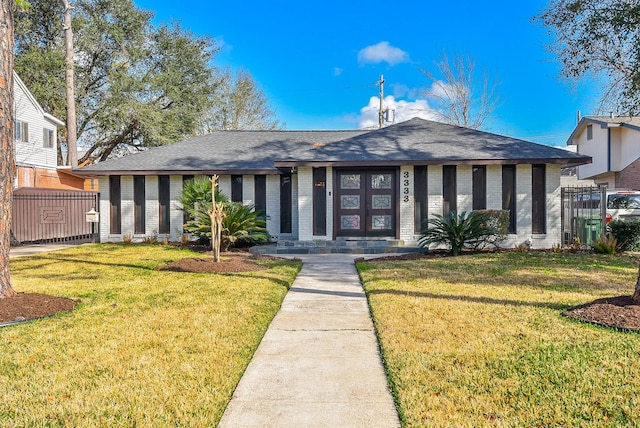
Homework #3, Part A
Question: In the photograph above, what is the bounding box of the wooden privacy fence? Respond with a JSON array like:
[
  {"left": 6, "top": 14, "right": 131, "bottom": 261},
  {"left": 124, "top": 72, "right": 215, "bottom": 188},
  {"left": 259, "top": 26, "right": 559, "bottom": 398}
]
[{"left": 11, "top": 188, "right": 99, "bottom": 245}]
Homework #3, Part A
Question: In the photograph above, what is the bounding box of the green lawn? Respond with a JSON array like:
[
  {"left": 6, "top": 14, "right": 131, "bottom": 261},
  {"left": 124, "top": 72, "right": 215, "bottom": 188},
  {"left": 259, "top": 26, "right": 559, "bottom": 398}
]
[
  {"left": 357, "top": 252, "right": 640, "bottom": 427},
  {"left": 1, "top": 244, "right": 301, "bottom": 426}
]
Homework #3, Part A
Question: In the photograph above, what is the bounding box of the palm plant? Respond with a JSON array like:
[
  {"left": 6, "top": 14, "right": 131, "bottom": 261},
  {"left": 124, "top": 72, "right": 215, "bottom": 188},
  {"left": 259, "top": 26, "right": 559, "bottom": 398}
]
[{"left": 418, "top": 210, "right": 497, "bottom": 256}]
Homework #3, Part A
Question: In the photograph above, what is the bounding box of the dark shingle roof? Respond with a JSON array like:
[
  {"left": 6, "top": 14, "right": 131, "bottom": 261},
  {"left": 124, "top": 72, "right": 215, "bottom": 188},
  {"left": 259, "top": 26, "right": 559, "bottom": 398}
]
[{"left": 77, "top": 118, "right": 590, "bottom": 175}]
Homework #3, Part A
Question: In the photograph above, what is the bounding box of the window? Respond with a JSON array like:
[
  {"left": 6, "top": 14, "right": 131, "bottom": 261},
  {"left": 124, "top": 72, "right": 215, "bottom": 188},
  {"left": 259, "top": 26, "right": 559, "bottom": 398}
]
[
  {"left": 442, "top": 165, "right": 457, "bottom": 216},
  {"left": 43, "top": 128, "right": 54, "bottom": 148},
  {"left": 532, "top": 165, "right": 546, "bottom": 234},
  {"left": 254, "top": 175, "right": 266, "bottom": 219},
  {"left": 414, "top": 166, "right": 427, "bottom": 233},
  {"left": 313, "top": 168, "right": 326, "bottom": 236},
  {"left": 586, "top": 124, "right": 593, "bottom": 140},
  {"left": 472, "top": 166, "right": 486, "bottom": 210},
  {"left": 109, "top": 176, "right": 121, "bottom": 234},
  {"left": 231, "top": 175, "right": 243, "bottom": 202},
  {"left": 14, "top": 120, "right": 28, "bottom": 142},
  {"left": 502, "top": 165, "right": 516, "bottom": 233},
  {"left": 158, "top": 175, "right": 171, "bottom": 234},
  {"left": 134, "top": 176, "right": 145, "bottom": 234},
  {"left": 280, "top": 174, "right": 292, "bottom": 234}
]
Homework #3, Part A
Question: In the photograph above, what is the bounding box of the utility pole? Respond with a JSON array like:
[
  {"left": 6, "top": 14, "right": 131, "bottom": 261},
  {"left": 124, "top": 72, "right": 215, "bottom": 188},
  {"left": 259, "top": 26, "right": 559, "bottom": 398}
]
[
  {"left": 377, "top": 74, "right": 384, "bottom": 129},
  {"left": 62, "top": 0, "right": 78, "bottom": 167}
]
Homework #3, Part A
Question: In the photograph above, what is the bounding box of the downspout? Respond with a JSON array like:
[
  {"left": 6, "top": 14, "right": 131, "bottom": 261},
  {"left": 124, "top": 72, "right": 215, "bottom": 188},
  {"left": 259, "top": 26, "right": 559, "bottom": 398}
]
[{"left": 607, "top": 128, "right": 611, "bottom": 172}]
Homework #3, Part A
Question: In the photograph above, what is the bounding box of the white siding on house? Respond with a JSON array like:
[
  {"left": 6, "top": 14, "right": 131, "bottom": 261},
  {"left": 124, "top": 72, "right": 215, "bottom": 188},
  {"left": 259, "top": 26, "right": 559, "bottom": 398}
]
[
  {"left": 427, "top": 166, "right": 443, "bottom": 219},
  {"left": 515, "top": 164, "right": 533, "bottom": 243},
  {"left": 218, "top": 175, "right": 232, "bottom": 199},
  {"left": 326, "top": 167, "right": 334, "bottom": 240},
  {"left": 243, "top": 175, "right": 255, "bottom": 206},
  {"left": 576, "top": 123, "right": 609, "bottom": 180},
  {"left": 120, "top": 176, "right": 135, "bottom": 237},
  {"left": 266, "top": 175, "right": 281, "bottom": 240},
  {"left": 457, "top": 165, "right": 473, "bottom": 213},
  {"left": 399, "top": 165, "right": 416, "bottom": 242},
  {"left": 99, "top": 176, "right": 111, "bottom": 239},
  {"left": 145, "top": 176, "right": 159, "bottom": 237},
  {"left": 486, "top": 165, "right": 502, "bottom": 210},
  {"left": 14, "top": 77, "right": 59, "bottom": 169},
  {"left": 297, "top": 167, "right": 313, "bottom": 241}
]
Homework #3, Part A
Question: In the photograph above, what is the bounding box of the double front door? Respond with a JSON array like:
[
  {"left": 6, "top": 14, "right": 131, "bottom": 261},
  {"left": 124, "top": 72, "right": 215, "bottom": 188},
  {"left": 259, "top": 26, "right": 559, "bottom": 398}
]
[{"left": 335, "top": 169, "right": 397, "bottom": 237}]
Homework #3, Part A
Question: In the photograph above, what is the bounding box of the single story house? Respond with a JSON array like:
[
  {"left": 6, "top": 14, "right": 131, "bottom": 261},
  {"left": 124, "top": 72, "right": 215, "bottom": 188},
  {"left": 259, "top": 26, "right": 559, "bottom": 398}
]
[{"left": 75, "top": 118, "right": 591, "bottom": 248}]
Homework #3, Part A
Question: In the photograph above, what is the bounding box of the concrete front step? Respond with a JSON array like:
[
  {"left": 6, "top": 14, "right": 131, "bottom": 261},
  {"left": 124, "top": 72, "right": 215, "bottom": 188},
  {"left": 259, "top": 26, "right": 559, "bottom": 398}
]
[{"left": 251, "top": 240, "right": 424, "bottom": 255}]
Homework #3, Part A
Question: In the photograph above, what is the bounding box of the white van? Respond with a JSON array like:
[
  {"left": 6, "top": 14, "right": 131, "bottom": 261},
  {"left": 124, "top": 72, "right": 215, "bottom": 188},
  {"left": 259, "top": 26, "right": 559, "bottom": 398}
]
[{"left": 606, "top": 190, "right": 640, "bottom": 222}]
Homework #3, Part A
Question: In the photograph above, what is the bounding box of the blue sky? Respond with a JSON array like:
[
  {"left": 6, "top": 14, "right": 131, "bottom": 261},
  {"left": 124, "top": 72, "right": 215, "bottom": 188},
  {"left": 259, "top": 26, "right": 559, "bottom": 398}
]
[{"left": 134, "top": 0, "right": 599, "bottom": 147}]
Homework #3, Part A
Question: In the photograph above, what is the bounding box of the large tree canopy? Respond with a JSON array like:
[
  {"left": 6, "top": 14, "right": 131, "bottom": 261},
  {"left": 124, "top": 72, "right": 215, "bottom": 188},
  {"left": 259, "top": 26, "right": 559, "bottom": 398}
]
[
  {"left": 15, "top": 0, "right": 218, "bottom": 163},
  {"left": 538, "top": 0, "right": 640, "bottom": 114}
]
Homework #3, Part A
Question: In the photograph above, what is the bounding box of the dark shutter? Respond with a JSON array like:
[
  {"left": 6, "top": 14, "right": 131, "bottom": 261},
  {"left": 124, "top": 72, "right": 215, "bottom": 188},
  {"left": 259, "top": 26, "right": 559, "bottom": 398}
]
[
  {"left": 254, "top": 175, "right": 267, "bottom": 219},
  {"left": 502, "top": 166, "right": 516, "bottom": 233},
  {"left": 134, "top": 176, "right": 145, "bottom": 234},
  {"left": 109, "top": 176, "right": 121, "bottom": 234},
  {"left": 280, "top": 174, "right": 292, "bottom": 234},
  {"left": 532, "top": 165, "right": 546, "bottom": 234},
  {"left": 443, "top": 166, "right": 457, "bottom": 215},
  {"left": 313, "top": 168, "right": 326, "bottom": 236},
  {"left": 158, "top": 175, "right": 171, "bottom": 234},
  {"left": 414, "top": 166, "right": 427, "bottom": 233},
  {"left": 231, "top": 175, "right": 243, "bottom": 202},
  {"left": 472, "top": 166, "right": 487, "bottom": 210}
]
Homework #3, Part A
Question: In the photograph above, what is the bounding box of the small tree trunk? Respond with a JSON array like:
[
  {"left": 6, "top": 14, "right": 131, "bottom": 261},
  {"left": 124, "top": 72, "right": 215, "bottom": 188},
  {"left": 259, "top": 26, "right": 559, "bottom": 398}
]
[
  {"left": 208, "top": 176, "right": 224, "bottom": 262},
  {"left": 0, "top": 0, "right": 17, "bottom": 299},
  {"left": 633, "top": 264, "right": 640, "bottom": 304}
]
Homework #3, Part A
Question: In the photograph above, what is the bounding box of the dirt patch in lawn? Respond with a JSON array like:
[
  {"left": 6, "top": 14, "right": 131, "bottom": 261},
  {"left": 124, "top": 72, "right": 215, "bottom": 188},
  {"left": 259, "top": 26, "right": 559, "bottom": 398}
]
[
  {"left": 0, "top": 293, "right": 77, "bottom": 325},
  {"left": 157, "top": 250, "right": 275, "bottom": 273},
  {"left": 564, "top": 296, "right": 640, "bottom": 332}
]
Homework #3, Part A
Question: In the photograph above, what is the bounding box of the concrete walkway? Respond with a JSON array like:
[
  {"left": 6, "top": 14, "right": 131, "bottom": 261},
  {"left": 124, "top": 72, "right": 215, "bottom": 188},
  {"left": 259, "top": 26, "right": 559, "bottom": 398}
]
[
  {"left": 9, "top": 244, "right": 78, "bottom": 258},
  {"left": 218, "top": 254, "right": 400, "bottom": 428}
]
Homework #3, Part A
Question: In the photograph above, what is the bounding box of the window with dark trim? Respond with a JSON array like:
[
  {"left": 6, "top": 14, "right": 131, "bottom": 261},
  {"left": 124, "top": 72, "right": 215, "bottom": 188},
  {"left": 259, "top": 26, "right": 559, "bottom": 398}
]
[
  {"left": 414, "top": 166, "right": 427, "bottom": 233},
  {"left": 443, "top": 165, "right": 457, "bottom": 216},
  {"left": 472, "top": 165, "right": 486, "bottom": 210},
  {"left": 109, "top": 176, "right": 121, "bottom": 234},
  {"left": 158, "top": 175, "right": 171, "bottom": 234},
  {"left": 14, "top": 120, "right": 28, "bottom": 142},
  {"left": 231, "top": 175, "right": 243, "bottom": 202},
  {"left": 313, "top": 168, "right": 327, "bottom": 236},
  {"left": 532, "top": 164, "right": 546, "bottom": 234},
  {"left": 134, "top": 176, "right": 145, "bottom": 234},
  {"left": 280, "top": 174, "right": 292, "bottom": 234},
  {"left": 587, "top": 124, "right": 593, "bottom": 140},
  {"left": 502, "top": 165, "right": 516, "bottom": 233},
  {"left": 43, "top": 128, "right": 54, "bottom": 148},
  {"left": 254, "top": 175, "right": 267, "bottom": 219}
]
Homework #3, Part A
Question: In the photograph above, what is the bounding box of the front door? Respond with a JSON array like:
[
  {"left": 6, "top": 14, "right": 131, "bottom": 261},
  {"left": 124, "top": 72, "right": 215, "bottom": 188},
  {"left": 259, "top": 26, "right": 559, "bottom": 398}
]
[{"left": 335, "top": 169, "right": 397, "bottom": 237}]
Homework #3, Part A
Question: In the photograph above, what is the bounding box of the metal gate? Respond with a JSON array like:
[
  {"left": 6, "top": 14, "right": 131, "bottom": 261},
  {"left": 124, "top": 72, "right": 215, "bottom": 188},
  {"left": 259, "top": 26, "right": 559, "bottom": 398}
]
[
  {"left": 561, "top": 186, "right": 606, "bottom": 246},
  {"left": 11, "top": 188, "right": 100, "bottom": 245}
]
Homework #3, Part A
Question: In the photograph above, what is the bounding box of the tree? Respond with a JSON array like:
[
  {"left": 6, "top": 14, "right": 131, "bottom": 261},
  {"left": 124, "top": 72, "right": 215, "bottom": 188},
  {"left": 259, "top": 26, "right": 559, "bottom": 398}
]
[
  {"left": 60, "top": 0, "right": 76, "bottom": 166},
  {"left": 209, "top": 176, "right": 224, "bottom": 262},
  {"left": 15, "top": 0, "right": 219, "bottom": 164},
  {"left": 537, "top": 0, "right": 640, "bottom": 114},
  {"left": 0, "top": 0, "right": 17, "bottom": 298},
  {"left": 200, "top": 67, "right": 282, "bottom": 133},
  {"left": 419, "top": 53, "right": 500, "bottom": 130}
]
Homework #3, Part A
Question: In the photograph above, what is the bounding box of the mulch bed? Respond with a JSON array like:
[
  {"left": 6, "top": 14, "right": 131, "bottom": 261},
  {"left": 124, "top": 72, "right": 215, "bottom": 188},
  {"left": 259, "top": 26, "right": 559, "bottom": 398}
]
[
  {"left": 0, "top": 293, "right": 77, "bottom": 325},
  {"left": 156, "top": 251, "right": 271, "bottom": 273},
  {"left": 564, "top": 295, "right": 640, "bottom": 332}
]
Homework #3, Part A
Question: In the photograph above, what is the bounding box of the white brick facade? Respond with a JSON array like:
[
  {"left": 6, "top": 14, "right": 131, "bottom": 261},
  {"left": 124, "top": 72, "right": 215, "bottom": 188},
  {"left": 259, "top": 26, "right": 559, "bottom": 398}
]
[{"left": 95, "top": 164, "right": 564, "bottom": 249}]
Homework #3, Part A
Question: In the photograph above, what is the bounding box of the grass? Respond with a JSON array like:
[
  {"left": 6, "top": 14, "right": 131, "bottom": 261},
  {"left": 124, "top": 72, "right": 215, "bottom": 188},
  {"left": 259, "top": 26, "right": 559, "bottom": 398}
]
[
  {"left": 357, "top": 251, "right": 640, "bottom": 427},
  {"left": 1, "top": 244, "right": 301, "bottom": 426}
]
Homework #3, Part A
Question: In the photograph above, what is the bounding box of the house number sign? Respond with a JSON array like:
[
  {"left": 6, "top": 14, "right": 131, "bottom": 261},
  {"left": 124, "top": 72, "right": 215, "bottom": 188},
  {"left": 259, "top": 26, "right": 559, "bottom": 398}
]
[{"left": 402, "top": 171, "right": 410, "bottom": 203}]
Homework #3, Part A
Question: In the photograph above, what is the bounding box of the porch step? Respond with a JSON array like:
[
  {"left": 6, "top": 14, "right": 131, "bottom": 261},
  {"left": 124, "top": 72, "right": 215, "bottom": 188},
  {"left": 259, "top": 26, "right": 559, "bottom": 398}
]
[{"left": 250, "top": 239, "right": 424, "bottom": 255}]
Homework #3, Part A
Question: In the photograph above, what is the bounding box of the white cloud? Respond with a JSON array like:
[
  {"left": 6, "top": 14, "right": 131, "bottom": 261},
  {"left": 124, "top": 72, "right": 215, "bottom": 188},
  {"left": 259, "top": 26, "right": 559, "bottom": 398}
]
[
  {"left": 357, "top": 96, "right": 440, "bottom": 129},
  {"left": 357, "top": 41, "right": 409, "bottom": 66},
  {"left": 334, "top": 67, "right": 343, "bottom": 76}
]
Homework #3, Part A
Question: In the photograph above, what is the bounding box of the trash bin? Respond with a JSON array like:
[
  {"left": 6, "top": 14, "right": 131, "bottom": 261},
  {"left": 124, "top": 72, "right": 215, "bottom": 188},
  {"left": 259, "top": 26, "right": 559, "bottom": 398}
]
[{"left": 575, "top": 217, "right": 602, "bottom": 245}]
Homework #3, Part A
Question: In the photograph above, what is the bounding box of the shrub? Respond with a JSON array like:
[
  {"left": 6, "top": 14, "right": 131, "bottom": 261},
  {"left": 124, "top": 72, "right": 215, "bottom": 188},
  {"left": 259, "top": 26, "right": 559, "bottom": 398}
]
[
  {"left": 418, "top": 211, "right": 501, "bottom": 256},
  {"left": 609, "top": 220, "right": 640, "bottom": 252},
  {"left": 474, "top": 209, "right": 509, "bottom": 248},
  {"left": 183, "top": 202, "right": 269, "bottom": 250},
  {"left": 592, "top": 233, "right": 618, "bottom": 254},
  {"left": 179, "top": 176, "right": 229, "bottom": 219}
]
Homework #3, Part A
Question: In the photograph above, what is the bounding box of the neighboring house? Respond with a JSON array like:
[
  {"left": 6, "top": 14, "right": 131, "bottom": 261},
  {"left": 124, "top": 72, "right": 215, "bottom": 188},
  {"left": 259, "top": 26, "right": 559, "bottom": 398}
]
[
  {"left": 568, "top": 115, "right": 640, "bottom": 190},
  {"left": 75, "top": 118, "right": 590, "bottom": 249},
  {"left": 13, "top": 72, "right": 94, "bottom": 191}
]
